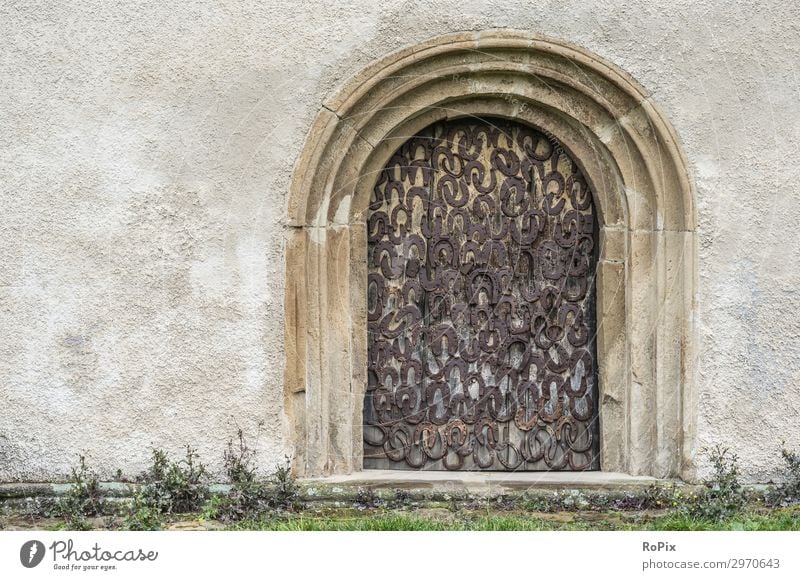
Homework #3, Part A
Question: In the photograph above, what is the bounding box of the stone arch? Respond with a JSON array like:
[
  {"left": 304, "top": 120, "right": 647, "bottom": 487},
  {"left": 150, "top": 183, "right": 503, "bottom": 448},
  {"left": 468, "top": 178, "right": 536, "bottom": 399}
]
[{"left": 285, "top": 30, "right": 696, "bottom": 479}]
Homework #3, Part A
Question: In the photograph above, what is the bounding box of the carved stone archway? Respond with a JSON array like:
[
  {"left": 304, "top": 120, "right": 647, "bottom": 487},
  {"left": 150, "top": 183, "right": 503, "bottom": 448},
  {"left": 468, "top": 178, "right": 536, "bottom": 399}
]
[{"left": 284, "top": 30, "right": 696, "bottom": 479}]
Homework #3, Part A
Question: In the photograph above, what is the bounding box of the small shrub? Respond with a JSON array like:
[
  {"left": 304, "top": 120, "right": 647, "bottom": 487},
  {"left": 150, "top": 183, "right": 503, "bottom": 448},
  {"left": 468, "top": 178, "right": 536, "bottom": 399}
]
[
  {"left": 200, "top": 494, "right": 224, "bottom": 520},
  {"left": 214, "top": 429, "right": 265, "bottom": 521},
  {"left": 140, "top": 446, "right": 209, "bottom": 514},
  {"left": 766, "top": 444, "right": 800, "bottom": 507},
  {"left": 223, "top": 428, "right": 258, "bottom": 486},
  {"left": 124, "top": 494, "right": 163, "bottom": 531},
  {"left": 269, "top": 456, "right": 300, "bottom": 510},
  {"left": 57, "top": 455, "right": 103, "bottom": 530},
  {"left": 214, "top": 429, "right": 300, "bottom": 522},
  {"left": 682, "top": 445, "right": 746, "bottom": 522},
  {"left": 123, "top": 446, "right": 209, "bottom": 530}
]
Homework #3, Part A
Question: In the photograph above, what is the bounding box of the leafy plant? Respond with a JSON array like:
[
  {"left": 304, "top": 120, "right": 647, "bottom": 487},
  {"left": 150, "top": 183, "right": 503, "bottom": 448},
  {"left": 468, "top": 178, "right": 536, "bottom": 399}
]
[
  {"left": 214, "top": 430, "right": 264, "bottom": 521},
  {"left": 766, "top": 443, "right": 800, "bottom": 507},
  {"left": 682, "top": 445, "right": 746, "bottom": 522},
  {"left": 123, "top": 494, "right": 163, "bottom": 531},
  {"left": 269, "top": 456, "right": 300, "bottom": 510},
  {"left": 223, "top": 428, "right": 258, "bottom": 487},
  {"left": 214, "top": 429, "right": 300, "bottom": 522},
  {"left": 122, "top": 445, "right": 208, "bottom": 530},
  {"left": 200, "top": 494, "right": 224, "bottom": 521},
  {"left": 145, "top": 446, "right": 208, "bottom": 513},
  {"left": 57, "top": 455, "right": 104, "bottom": 530}
]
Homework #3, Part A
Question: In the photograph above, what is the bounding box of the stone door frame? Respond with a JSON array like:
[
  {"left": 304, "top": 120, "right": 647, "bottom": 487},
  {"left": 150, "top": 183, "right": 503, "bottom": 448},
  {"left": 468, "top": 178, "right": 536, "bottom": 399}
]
[{"left": 284, "top": 30, "right": 697, "bottom": 479}]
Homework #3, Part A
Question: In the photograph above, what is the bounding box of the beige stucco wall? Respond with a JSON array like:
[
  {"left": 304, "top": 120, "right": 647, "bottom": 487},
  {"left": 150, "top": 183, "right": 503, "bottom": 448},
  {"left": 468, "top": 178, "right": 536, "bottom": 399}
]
[{"left": 1, "top": 0, "right": 798, "bottom": 483}]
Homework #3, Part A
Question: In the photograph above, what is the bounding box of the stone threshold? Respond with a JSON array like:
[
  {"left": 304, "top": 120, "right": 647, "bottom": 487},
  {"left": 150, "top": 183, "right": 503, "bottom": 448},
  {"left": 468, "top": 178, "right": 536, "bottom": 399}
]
[{"left": 301, "top": 470, "right": 665, "bottom": 493}]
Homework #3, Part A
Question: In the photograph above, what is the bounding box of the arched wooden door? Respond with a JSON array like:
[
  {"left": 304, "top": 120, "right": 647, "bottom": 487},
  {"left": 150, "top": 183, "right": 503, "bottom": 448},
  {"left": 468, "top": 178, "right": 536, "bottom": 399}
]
[{"left": 364, "top": 118, "right": 599, "bottom": 471}]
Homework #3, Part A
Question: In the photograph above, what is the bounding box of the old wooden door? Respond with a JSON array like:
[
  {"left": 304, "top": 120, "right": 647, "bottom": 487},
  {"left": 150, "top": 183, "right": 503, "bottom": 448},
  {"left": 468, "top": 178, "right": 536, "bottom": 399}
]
[{"left": 364, "top": 118, "right": 599, "bottom": 470}]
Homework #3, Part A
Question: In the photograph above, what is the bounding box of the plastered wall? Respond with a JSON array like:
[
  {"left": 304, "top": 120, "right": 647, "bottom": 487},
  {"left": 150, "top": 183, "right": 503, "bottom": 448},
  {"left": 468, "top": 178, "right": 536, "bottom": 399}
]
[{"left": 1, "top": 0, "right": 798, "bottom": 482}]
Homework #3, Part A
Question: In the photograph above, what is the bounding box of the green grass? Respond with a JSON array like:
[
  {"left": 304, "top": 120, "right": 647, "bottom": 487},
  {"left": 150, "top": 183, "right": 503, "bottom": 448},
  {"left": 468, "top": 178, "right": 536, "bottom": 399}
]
[
  {"left": 5, "top": 508, "right": 798, "bottom": 531},
  {"left": 5, "top": 503, "right": 798, "bottom": 532},
  {"left": 650, "top": 510, "right": 800, "bottom": 531},
  {"left": 225, "top": 507, "right": 800, "bottom": 531},
  {"left": 229, "top": 514, "right": 580, "bottom": 531}
]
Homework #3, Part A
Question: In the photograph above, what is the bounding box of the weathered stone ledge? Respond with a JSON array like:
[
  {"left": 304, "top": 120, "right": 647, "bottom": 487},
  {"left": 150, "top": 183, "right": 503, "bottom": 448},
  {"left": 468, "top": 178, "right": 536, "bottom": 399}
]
[
  {"left": 0, "top": 471, "right": 683, "bottom": 505},
  {"left": 301, "top": 470, "right": 664, "bottom": 494}
]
